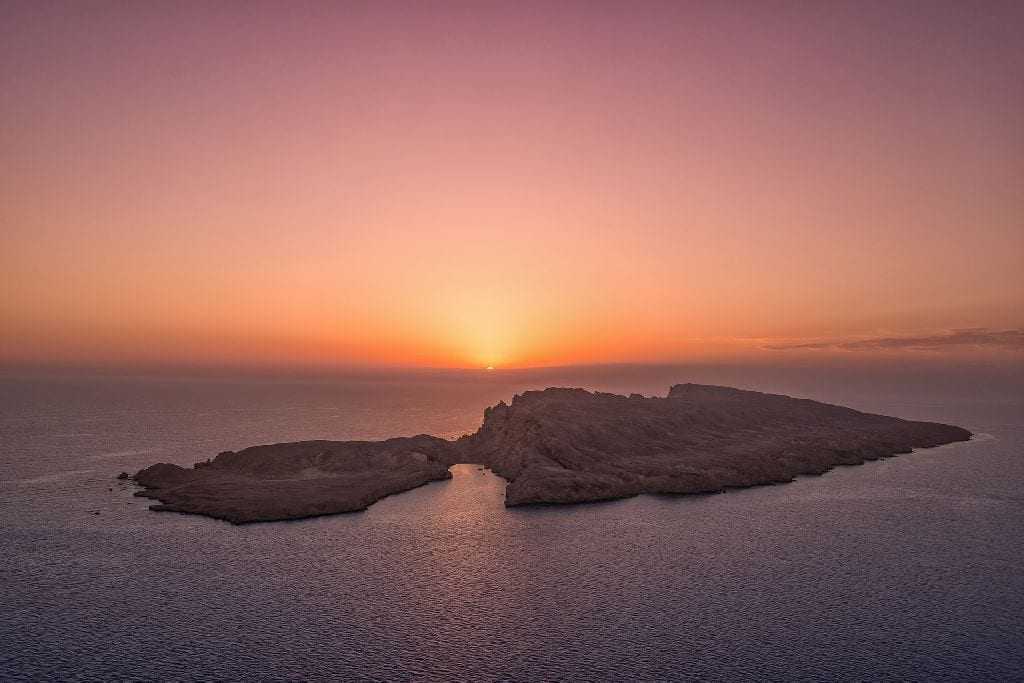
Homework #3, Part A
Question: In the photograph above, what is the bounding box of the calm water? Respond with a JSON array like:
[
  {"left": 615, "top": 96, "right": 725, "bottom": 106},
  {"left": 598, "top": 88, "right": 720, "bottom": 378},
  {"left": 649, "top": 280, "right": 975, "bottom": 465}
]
[{"left": 2, "top": 371, "right": 1022, "bottom": 681}]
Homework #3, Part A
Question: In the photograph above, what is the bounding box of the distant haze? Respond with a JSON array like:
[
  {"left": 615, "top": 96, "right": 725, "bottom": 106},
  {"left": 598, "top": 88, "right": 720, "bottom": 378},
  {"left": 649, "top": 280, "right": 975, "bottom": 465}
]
[{"left": 2, "top": 1, "right": 1022, "bottom": 370}]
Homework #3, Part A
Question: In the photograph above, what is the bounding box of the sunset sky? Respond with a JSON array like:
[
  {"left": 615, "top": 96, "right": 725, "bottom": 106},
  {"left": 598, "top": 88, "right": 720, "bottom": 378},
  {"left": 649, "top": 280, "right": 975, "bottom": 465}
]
[{"left": 2, "top": 1, "right": 1022, "bottom": 370}]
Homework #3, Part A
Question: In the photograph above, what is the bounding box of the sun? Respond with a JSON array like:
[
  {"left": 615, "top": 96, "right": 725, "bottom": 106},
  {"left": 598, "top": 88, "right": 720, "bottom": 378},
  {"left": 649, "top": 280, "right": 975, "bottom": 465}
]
[{"left": 486, "top": 366, "right": 495, "bottom": 371}]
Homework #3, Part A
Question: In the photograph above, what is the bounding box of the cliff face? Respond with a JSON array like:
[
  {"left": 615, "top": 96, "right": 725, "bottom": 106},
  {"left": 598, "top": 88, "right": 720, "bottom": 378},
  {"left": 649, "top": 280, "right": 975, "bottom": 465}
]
[
  {"left": 457, "top": 384, "right": 972, "bottom": 506},
  {"left": 130, "top": 384, "right": 971, "bottom": 523}
]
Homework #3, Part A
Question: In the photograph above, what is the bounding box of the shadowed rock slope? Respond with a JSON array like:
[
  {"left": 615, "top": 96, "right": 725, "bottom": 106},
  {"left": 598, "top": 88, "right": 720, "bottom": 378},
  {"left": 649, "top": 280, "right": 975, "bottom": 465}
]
[
  {"left": 131, "top": 384, "right": 971, "bottom": 522},
  {"left": 456, "top": 384, "right": 972, "bottom": 506}
]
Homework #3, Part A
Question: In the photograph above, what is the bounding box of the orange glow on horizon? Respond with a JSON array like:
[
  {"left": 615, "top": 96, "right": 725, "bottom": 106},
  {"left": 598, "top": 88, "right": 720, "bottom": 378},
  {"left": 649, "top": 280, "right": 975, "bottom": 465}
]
[{"left": 1, "top": 3, "right": 1021, "bottom": 371}]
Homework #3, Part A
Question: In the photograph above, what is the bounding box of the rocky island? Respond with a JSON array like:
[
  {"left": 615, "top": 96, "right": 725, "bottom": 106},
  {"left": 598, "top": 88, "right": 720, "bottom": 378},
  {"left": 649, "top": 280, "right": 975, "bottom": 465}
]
[
  {"left": 131, "top": 384, "right": 972, "bottom": 523},
  {"left": 456, "top": 384, "right": 971, "bottom": 506},
  {"left": 133, "top": 435, "right": 453, "bottom": 523}
]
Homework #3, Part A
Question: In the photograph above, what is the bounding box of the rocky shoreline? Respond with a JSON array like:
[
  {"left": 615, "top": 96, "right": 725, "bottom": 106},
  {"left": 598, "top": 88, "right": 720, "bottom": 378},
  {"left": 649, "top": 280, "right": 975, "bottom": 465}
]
[{"left": 129, "top": 384, "right": 972, "bottom": 523}]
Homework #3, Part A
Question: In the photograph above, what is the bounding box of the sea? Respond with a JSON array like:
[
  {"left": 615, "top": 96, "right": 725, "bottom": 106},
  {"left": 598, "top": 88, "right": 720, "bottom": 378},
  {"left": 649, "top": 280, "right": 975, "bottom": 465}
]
[{"left": 2, "top": 365, "right": 1022, "bottom": 681}]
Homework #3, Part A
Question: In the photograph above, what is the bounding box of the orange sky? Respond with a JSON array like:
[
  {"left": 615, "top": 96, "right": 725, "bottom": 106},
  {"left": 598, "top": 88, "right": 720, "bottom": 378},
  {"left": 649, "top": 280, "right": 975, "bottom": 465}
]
[{"left": 2, "top": 2, "right": 1022, "bottom": 370}]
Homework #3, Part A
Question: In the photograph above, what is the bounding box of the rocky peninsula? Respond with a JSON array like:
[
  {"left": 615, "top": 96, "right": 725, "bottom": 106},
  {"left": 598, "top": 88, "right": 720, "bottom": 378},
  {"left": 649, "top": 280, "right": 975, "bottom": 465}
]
[
  {"left": 131, "top": 384, "right": 971, "bottom": 523},
  {"left": 133, "top": 435, "right": 453, "bottom": 524}
]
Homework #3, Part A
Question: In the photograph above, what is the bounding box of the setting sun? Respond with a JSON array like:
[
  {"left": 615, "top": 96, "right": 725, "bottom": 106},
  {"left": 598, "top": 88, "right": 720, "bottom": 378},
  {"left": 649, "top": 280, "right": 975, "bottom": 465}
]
[{"left": 0, "top": 1, "right": 1020, "bottom": 374}]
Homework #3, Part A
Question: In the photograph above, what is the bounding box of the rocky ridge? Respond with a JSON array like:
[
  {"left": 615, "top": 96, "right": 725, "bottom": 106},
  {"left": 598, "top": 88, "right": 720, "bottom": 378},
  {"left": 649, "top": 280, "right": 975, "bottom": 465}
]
[{"left": 455, "top": 384, "right": 971, "bottom": 506}]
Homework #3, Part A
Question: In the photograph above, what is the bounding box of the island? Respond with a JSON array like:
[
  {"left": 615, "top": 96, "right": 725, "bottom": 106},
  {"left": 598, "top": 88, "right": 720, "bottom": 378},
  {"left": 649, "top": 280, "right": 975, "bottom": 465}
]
[
  {"left": 130, "top": 384, "right": 972, "bottom": 523},
  {"left": 454, "top": 384, "right": 972, "bottom": 506},
  {"left": 133, "top": 435, "right": 453, "bottom": 524}
]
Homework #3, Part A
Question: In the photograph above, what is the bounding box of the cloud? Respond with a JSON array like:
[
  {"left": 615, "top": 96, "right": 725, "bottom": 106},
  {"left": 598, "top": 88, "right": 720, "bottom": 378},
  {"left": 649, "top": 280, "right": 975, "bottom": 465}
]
[
  {"left": 764, "top": 328, "right": 1024, "bottom": 352},
  {"left": 762, "top": 341, "right": 835, "bottom": 351}
]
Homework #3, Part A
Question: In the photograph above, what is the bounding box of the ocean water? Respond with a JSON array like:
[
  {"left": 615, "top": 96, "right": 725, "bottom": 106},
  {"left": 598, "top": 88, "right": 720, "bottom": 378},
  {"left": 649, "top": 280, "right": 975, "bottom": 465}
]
[{"left": 1, "top": 370, "right": 1022, "bottom": 681}]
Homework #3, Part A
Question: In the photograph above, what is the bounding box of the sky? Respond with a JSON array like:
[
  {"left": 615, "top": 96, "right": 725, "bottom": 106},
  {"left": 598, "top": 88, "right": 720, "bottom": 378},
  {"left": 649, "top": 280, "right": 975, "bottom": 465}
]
[{"left": 2, "top": 1, "right": 1022, "bottom": 370}]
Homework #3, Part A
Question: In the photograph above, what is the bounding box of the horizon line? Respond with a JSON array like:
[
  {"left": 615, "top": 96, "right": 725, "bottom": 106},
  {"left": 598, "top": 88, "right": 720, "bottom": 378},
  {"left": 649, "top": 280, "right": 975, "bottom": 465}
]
[{"left": 3, "top": 355, "right": 1022, "bottom": 381}]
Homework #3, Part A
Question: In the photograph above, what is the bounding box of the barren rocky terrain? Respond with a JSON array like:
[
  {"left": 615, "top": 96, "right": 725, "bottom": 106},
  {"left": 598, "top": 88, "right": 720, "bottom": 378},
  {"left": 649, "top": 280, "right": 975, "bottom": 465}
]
[
  {"left": 131, "top": 384, "right": 971, "bottom": 522},
  {"left": 133, "top": 435, "right": 453, "bottom": 523},
  {"left": 456, "top": 384, "right": 972, "bottom": 506}
]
